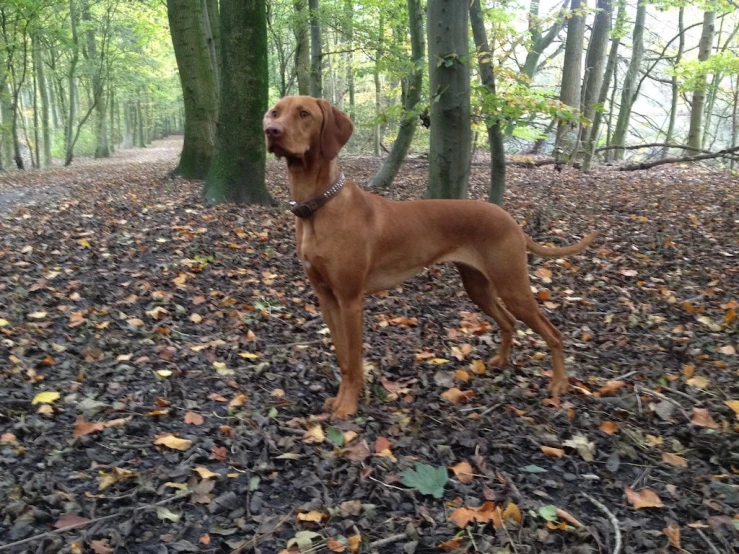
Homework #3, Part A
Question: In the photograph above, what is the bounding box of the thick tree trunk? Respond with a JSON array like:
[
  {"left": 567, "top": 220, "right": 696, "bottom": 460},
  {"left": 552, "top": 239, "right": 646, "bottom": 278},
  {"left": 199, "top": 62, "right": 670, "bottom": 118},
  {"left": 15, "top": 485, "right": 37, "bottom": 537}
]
[
  {"left": 469, "top": 0, "right": 505, "bottom": 205},
  {"left": 371, "top": 0, "right": 424, "bottom": 189},
  {"left": 203, "top": 0, "right": 272, "bottom": 205},
  {"left": 663, "top": 8, "right": 684, "bottom": 159},
  {"left": 167, "top": 0, "right": 218, "bottom": 178},
  {"left": 293, "top": 0, "right": 311, "bottom": 96},
  {"left": 610, "top": 0, "right": 646, "bottom": 160},
  {"left": 554, "top": 0, "right": 585, "bottom": 156},
  {"left": 687, "top": 8, "right": 716, "bottom": 150},
  {"left": 309, "top": 0, "right": 322, "bottom": 97},
  {"left": 202, "top": 0, "right": 221, "bottom": 96},
  {"left": 426, "top": 0, "right": 471, "bottom": 199},
  {"left": 582, "top": 0, "right": 624, "bottom": 171},
  {"left": 578, "top": 0, "right": 611, "bottom": 152}
]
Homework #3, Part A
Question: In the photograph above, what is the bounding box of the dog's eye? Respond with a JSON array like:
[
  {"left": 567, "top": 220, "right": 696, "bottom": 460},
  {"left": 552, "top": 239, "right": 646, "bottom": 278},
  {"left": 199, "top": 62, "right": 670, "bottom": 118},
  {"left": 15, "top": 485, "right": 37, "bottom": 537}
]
[
  {"left": 300, "top": 110, "right": 309, "bottom": 118},
  {"left": 271, "top": 110, "right": 278, "bottom": 117}
]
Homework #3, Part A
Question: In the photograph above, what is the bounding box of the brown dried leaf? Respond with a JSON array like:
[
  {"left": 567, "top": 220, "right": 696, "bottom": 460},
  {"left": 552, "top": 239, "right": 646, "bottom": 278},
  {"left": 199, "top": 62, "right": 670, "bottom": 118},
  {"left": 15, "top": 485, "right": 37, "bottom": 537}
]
[
  {"left": 540, "top": 446, "right": 565, "bottom": 458},
  {"left": 690, "top": 407, "right": 719, "bottom": 429},
  {"left": 449, "top": 461, "right": 474, "bottom": 484},
  {"left": 441, "top": 387, "right": 476, "bottom": 404},
  {"left": 625, "top": 487, "right": 663, "bottom": 509},
  {"left": 663, "top": 523, "right": 681, "bottom": 549},
  {"left": 661, "top": 452, "right": 688, "bottom": 468},
  {"left": 153, "top": 433, "right": 192, "bottom": 451},
  {"left": 73, "top": 417, "right": 105, "bottom": 438},
  {"left": 184, "top": 411, "right": 204, "bottom": 425}
]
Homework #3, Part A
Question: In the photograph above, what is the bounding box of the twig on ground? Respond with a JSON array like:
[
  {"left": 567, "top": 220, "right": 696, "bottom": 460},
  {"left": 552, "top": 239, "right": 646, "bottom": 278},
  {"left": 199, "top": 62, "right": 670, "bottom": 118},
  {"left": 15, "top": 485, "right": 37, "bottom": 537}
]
[
  {"left": 694, "top": 528, "right": 722, "bottom": 554},
  {"left": 229, "top": 510, "right": 293, "bottom": 554},
  {"left": 581, "top": 493, "right": 622, "bottom": 554},
  {"left": 634, "top": 385, "right": 691, "bottom": 420},
  {"left": 368, "top": 532, "right": 408, "bottom": 549},
  {"left": 0, "top": 491, "right": 192, "bottom": 552}
]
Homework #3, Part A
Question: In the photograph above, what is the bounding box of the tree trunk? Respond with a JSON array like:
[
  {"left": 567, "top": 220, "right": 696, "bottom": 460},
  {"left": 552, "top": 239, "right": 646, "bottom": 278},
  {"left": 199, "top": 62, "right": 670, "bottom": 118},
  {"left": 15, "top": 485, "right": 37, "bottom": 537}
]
[
  {"left": 731, "top": 75, "right": 737, "bottom": 171},
  {"left": 64, "top": 0, "right": 80, "bottom": 166},
  {"left": 123, "top": 100, "right": 133, "bottom": 148},
  {"left": 293, "top": 0, "right": 311, "bottom": 96},
  {"left": 469, "top": 0, "right": 505, "bottom": 205},
  {"left": 136, "top": 93, "right": 145, "bottom": 147},
  {"left": 167, "top": 0, "right": 218, "bottom": 178},
  {"left": 521, "top": 0, "right": 569, "bottom": 80},
  {"left": 203, "top": 0, "right": 272, "bottom": 205},
  {"left": 610, "top": 0, "right": 646, "bottom": 160},
  {"left": 371, "top": 0, "right": 424, "bottom": 189},
  {"left": 662, "top": 8, "right": 685, "bottom": 159},
  {"left": 36, "top": 36, "right": 52, "bottom": 166},
  {"left": 202, "top": 0, "right": 221, "bottom": 96},
  {"left": 578, "top": 0, "right": 611, "bottom": 152},
  {"left": 109, "top": 87, "right": 115, "bottom": 151},
  {"left": 554, "top": 0, "right": 585, "bottom": 157},
  {"left": 82, "top": 0, "right": 109, "bottom": 159},
  {"left": 309, "top": 0, "right": 322, "bottom": 97},
  {"left": 373, "top": 12, "right": 383, "bottom": 157},
  {"left": 582, "top": 0, "right": 624, "bottom": 171},
  {"left": 343, "top": 0, "right": 354, "bottom": 120},
  {"left": 32, "top": 47, "right": 39, "bottom": 168},
  {"left": 426, "top": 0, "right": 471, "bottom": 199},
  {"left": 687, "top": 7, "right": 715, "bottom": 150},
  {"left": 0, "top": 83, "right": 12, "bottom": 169}
]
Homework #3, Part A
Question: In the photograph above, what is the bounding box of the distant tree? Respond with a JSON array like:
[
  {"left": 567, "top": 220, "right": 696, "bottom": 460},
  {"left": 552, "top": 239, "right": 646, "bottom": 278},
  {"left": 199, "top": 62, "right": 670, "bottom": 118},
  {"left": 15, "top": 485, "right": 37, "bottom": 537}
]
[{"left": 688, "top": 4, "right": 716, "bottom": 150}]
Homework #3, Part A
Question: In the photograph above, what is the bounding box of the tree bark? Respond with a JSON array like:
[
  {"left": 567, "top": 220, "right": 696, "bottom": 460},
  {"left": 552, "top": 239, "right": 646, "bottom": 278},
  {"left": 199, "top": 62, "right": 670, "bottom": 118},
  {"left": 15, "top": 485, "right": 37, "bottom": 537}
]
[
  {"left": 663, "top": 7, "right": 684, "bottom": 159},
  {"left": 82, "top": 0, "right": 109, "bottom": 158},
  {"left": 202, "top": 0, "right": 221, "bottom": 96},
  {"left": 610, "top": 0, "right": 646, "bottom": 160},
  {"left": 136, "top": 93, "right": 145, "bottom": 147},
  {"left": 309, "top": 0, "right": 322, "bottom": 97},
  {"left": 0, "top": 83, "right": 12, "bottom": 169},
  {"left": 687, "top": 6, "right": 716, "bottom": 150},
  {"left": 521, "top": 0, "right": 569, "bottom": 80},
  {"left": 554, "top": 0, "right": 585, "bottom": 156},
  {"left": 469, "top": 0, "right": 505, "bottom": 205},
  {"left": 582, "top": 0, "right": 624, "bottom": 171},
  {"left": 293, "top": 0, "right": 311, "bottom": 96},
  {"left": 167, "top": 0, "right": 218, "bottom": 178},
  {"left": 64, "top": 0, "right": 80, "bottom": 166},
  {"left": 578, "top": 0, "right": 611, "bottom": 151},
  {"left": 731, "top": 75, "right": 737, "bottom": 171},
  {"left": 371, "top": 0, "right": 424, "bottom": 189},
  {"left": 426, "top": 0, "right": 471, "bottom": 199},
  {"left": 344, "top": 0, "right": 354, "bottom": 120},
  {"left": 203, "top": 0, "right": 272, "bottom": 205},
  {"left": 373, "top": 12, "right": 383, "bottom": 157}
]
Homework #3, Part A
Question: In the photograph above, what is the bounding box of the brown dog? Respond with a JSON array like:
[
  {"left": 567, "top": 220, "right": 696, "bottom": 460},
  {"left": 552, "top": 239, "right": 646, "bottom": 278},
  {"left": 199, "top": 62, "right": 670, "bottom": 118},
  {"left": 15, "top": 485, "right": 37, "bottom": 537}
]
[{"left": 264, "top": 96, "right": 598, "bottom": 418}]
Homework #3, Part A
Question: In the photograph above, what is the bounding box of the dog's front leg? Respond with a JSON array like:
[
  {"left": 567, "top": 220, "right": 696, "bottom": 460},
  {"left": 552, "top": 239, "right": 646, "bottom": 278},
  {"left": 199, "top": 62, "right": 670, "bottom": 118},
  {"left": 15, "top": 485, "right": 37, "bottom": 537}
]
[
  {"left": 327, "top": 294, "right": 365, "bottom": 419},
  {"left": 314, "top": 288, "right": 349, "bottom": 407}
]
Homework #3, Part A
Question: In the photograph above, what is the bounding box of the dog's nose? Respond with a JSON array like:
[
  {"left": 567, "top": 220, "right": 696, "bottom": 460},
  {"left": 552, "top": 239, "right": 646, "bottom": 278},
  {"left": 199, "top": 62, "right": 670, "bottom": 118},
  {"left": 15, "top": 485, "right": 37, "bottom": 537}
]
[{"left": 265, "top": 125, "right": 283, "bottom": 139}]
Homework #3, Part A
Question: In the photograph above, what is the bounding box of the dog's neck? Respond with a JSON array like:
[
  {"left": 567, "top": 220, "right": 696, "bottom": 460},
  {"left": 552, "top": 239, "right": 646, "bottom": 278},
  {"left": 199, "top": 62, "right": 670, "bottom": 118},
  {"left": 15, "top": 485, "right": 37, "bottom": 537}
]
[{"left": 286, "top": 156, "right": 340, "bottom": 204}]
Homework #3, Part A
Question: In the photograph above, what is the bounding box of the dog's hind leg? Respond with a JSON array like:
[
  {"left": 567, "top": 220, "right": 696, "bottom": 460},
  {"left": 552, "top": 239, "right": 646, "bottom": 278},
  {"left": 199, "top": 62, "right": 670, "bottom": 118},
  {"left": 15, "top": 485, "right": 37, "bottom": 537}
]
[{"left": 456, "top": 263, "right": 516, "bottom": 368}]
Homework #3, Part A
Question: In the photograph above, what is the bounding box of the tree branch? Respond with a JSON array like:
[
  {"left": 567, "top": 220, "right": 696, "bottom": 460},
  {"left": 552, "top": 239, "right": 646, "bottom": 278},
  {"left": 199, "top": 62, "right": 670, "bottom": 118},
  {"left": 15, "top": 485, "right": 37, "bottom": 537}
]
[{"left": 620, "top": 145, "right": 739, "bottom": 171}]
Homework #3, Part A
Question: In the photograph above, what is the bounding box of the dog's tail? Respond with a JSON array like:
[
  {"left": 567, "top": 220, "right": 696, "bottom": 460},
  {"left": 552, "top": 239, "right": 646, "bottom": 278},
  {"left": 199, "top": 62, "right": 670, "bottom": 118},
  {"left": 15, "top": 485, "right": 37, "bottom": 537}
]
[{"left": 525, "top": 231, "right": 600, "bottom": 258}]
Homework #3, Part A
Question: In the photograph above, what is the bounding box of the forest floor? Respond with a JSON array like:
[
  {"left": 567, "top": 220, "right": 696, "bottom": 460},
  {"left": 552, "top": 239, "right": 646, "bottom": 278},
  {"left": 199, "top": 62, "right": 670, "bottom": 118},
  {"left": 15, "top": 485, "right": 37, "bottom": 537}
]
[{"left": 0, "top": 138, "right": 737, "bottom": 554}]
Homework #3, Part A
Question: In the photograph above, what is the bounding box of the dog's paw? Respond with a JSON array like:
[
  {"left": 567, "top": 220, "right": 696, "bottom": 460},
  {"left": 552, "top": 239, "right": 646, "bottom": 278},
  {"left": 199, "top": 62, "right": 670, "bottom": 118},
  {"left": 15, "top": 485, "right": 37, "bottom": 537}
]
[
  {"left": 331, "top": 400, "right": 358, "bottom": 420},
  {"left": 549, "top": 378, "right": 569, "bottom": 399},
  {"left": 487, "top": 353, "right": 509, "bottom": 368}
]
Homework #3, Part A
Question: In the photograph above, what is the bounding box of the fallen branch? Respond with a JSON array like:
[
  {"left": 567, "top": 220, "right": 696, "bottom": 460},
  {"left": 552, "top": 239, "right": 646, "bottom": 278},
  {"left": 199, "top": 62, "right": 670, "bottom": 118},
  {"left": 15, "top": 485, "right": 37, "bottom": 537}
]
[
  {"left": 694, "top": 527, "right": 722, "bottom": 554},
  {"left": 620, "top": 145, "right": 739, "bottom": 171},
  {"left": 596, "top": 143, "right": 706, "bottom": 154},
  {"left": 634, "top": 385, "right": 691, "bottom": 421},
  {"left": 0, "top": 491, "right": 192, "bottom": 552},
  {"left": 229, "top": 510, "right": 293, "bottom": 554},
  {"left": 581, "top": 493, "right": 622, "bottom": 554},
  {"left": 369, "top": 532, "right": 408, "bottom": 549},
  {"left": 508, "top": 158, "right": 581, "bottom": 169}
]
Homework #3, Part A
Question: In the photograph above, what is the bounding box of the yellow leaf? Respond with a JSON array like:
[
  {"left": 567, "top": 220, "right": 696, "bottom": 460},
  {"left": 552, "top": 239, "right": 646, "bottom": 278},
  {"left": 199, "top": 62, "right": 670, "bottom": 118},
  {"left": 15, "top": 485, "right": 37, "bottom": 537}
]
[
  {"left": 297, "top": 511, "right": 326, "bottom": 523},
  {"left": 238, "top": 352, "right": 260, "bottom": 359},
  {"left": 76, "top": 239, "right": 91, "bottom": 248},
  {"left": 190, "top": 313, "right": 203, "bottom": 324},
  {"left": 156, "top": 369, "right": 173, "bottom": 378},
  {"left": 686, "top": 375, "right": 710, "bottom": 389},
  {"left": 0, "top": 318, "right": 9, "bottom": 327},
  {"left": 153, "top": 433, "right": 192, "bottom": 451},
  {"left": 724, "top": 400, "right": 739, "bottom": 415},
  {"left": 347, "top": 534, "right": 361, "bottom": 553},
  {"left": 470, "top": 359, "right": 486, "bottom": 374},
  {"left": 426, "top": 358, "right": 449, "bottom": 365},
  {"left": 32, "top": 391, "right": 60, "bottom": 404},
  {"left": 303, "top": 425, "right": 325, "bottom": 444},
  {"left": 28, "top": 311, "right": 47, "bottom": 319},
  {"left": 194, "top": 467, "right": 220, "bottom": 479}
]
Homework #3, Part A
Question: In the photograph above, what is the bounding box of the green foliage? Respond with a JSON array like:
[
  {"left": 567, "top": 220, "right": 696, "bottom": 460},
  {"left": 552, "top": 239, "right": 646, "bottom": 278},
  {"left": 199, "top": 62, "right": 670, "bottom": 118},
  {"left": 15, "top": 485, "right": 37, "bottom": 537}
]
[
  {"left": 400, "top": 463, "right": 448, "bottom": 498},
  {"left": 672, "top": 51, "right": 739, "bottom": 91}
]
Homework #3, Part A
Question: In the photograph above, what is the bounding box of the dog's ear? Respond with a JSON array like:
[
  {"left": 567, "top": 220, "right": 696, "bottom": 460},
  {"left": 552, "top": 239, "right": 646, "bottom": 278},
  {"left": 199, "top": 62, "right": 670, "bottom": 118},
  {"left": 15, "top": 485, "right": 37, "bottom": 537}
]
[{"left": 318, "top": 99, "right": 353, "bottom": 159}]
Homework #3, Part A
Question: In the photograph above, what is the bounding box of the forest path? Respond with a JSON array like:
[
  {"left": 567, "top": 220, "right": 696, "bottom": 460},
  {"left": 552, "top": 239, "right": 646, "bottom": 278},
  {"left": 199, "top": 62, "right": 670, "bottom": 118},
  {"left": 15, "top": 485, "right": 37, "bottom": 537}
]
[{"left": 0, "top": 137, "right": 182, "bottom": 215}]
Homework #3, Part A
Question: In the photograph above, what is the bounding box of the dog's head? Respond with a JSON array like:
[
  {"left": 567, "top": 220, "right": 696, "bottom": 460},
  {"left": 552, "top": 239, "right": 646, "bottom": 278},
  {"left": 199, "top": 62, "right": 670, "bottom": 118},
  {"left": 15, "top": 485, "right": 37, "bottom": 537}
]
[{"left": 263, "top": 96, "right": 353, "bottom": 163}]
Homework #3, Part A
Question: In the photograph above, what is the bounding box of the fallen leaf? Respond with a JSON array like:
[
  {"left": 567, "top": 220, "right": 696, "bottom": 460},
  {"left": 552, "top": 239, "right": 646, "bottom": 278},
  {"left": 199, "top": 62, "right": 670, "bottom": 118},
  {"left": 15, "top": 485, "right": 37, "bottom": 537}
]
[
  {"left": 184, "top": 411, "right": 204, "bottom": 425},
  {"left": 556, "top": 508, "right": 583, "bottom": 528},
  {"left": 663, "top": 523, "right": 681, "bottom": 549},
  {"left": 297, "top": 510, "right": 326, "bottom": 523},
  {"left": 625, "top": 487, "right": 663, "bottom": 509},
  {"left": 540, "top": 446, "right": 565, "bottom": 458},
  {"left": 153, "top": 433, "right": 193, "bottom": 451},
  {"left": 303, "top": 425, "right": 325, "bottom": 444},
  {"left": 194, "top": 467, "right": 220, "bottom": 479},
  {"left": 0, "top": 432, "right": 17, "bottom": 444},
  {"left": 53, "top": 514, "right": 91, "bottom": 529},
  {"left": 32, "top": 391, "right": 60, "bottom": 404},
  {"left": 228, "top": 392, "right": 248, "bottom": 407},
  {"left": 441, "top": 387, "right": 476, "bottom": 404},
  {"left": 73, "top": 417, "right": 105, "bottom": 438},
  {"left": 686, "top": 375, "right": 710, "bottom": 389},
  {"left": 89, "top": 539, "right": 114, "bottom": 554},
  {"left": 347, "top": 534, "right": 361, "bottom": 553},
  {"left": 449, "top": 461, "right": 475, "bottom": 484},
  {"left": 437, "top": 537, "right": 463, "bottom": 552},
  {"left": 327, "top": 537, "right": 345, "bottom": 552},
  {"left": 597, "top": 380, "right": 626, "bottom": 396},
  {"left": 599, "top": 421, "right": 618, "bottom": 434},
  {"left": 691, "top": 407, "right": 719, "bottom": 429},
  {"left": 724, "top": 400, "right": 739, "bottom": 415},
  {"left": 448, "top": 507, "right": 475, "bottom": 528},
  {"left": 28, "top": 311, "right": 48, "bottom": 319},
  {"left": 661, "top": 452, "right": 688, "bottom": 468}
]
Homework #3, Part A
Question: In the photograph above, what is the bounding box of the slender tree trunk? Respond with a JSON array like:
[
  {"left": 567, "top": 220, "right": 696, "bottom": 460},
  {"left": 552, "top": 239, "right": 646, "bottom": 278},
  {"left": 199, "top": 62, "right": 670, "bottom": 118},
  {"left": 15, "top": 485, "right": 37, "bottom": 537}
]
[
  {"left": 426, "top": 0, "right": 471, "bottom": 199},
  {"left": 554, "top": 0, "right": 585, "bottom": 156},
  {"left": 309, "top": 0, "right": 322, "bottom": 97},
  {"left": 64, "top": 0, "right": 80, "bottom": 166},
  {"left": 32, "top": 48, "right": 39, "bottom": 169},
  {"left": 109, "top": 87, "right": 115, "bottom": 151},
  {"left": 373, "top": 12, "right": 383, "bottom": 157},
  {"left": 371, "top": 0, "right": 423, "bottom": 189},
  {"left": 293, "top": 0, "right": 311, "bottom": 96},
  {"left": 343, "top": 0, "right": 354, "bottom": 120},
  {"left": 611, "top": 0, "right": 646, "bottom": 160},
  {"left": 167, "top": 0, "right": 218, "bottom": 178},
  {"left": 469, "top": 0, "right": 505, "bottom": 205},
  {"left": 123, "top": 100, "right": 133, "bottom": 148},
  {"left": 582, "top": 0, "right": 624, "bottom": 171},
  {"left": 33, "top": 37, "right": 51, "bottom": 167},
  {"left": 0, "top": 82, "right": 11, "bottom": 169},
  {"left": 204, "top": 0, "right": 272, "bottom": 205},
  {"left": 663, "top": 8, "right": 684, "bottom": 159},
  {"left": 136, "top": 93, "right": 145, "bottom": 147},
  {"left": 687, "top": 8, "right": 716, "bottom": 150},
  {"left": 578, "top": 0, "right": 611, "bottom": 152},
  {"left": 731, "top": 75, "right": 737, "bottom": 171},
  {"left": 201, "top": 0, "right": 220, "bottom": 100}
]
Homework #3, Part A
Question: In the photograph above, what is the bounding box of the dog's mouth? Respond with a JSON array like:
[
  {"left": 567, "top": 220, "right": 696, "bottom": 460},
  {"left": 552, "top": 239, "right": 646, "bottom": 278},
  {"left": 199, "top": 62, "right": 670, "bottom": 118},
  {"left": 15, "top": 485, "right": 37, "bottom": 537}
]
[{"left": 266, "top": 139, "right": 305, "bottom": 161}]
